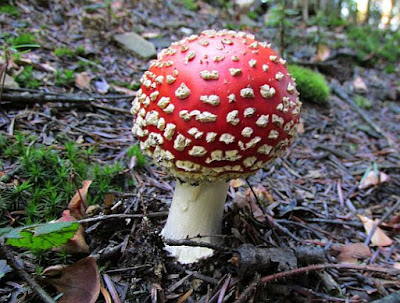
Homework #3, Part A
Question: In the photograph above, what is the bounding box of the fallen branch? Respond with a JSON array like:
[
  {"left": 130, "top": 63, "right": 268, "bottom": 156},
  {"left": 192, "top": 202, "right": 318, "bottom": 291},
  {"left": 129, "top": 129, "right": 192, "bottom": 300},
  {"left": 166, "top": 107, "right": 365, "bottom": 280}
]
[
  {"left": 234, "top": 263, "right": 400, "bottom": 303},
  {"left": 370, "top": 291, "right": 400, "bottom": 303},
  {"left": 331, "top": 83, "right": 394, "bottom": 146},
  {"left": 0, "top": 243, "right": 56, "bottom": 303},
  {"left": 78, "top": 211, "right": 169, "bottom": 224},
  {"left": 0, "top": 88, "right": 134, "bottom": 105}
]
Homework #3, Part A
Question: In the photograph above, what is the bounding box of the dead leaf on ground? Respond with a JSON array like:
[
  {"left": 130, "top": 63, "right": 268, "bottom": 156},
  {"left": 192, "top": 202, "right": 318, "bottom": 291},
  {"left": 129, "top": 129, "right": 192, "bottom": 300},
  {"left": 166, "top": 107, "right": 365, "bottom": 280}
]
[
  {"left": 100, "top": 286, "right": 112, "bottom": 303},
  {"left": 43, "top": 257, "right": 100, "bottom": 303},
  {"left": 230, "top": 178, "right": 245, "bottom": 188},
  {"left": 358, "top": 214, "right": 393, "bottom": 247},
  {"left": 315, "top": 43, "right": 331, "bottom": 62},
  {"left": 94, "top": 78, "right": 110, "bottom": 94},
  {"left": 75, "top": 72, "right": 92, "bottom": 90},
  {"left": 359, "top": 170, "right": 390, "bottom": 189},
  {"left": 296, "top": 118, "right": 305, "bottom": 134},
  {"left": 54, "top": 210, "right": 89, "bottom": 254},
  {"left": 353, "top": 76, "right": 368, "bottom": 92},
  {"left": 336, "top": 243, "right": 372, "bottom": 263},
  {"left": 68, "top": 180, "right": 92, "bottom": 219}
]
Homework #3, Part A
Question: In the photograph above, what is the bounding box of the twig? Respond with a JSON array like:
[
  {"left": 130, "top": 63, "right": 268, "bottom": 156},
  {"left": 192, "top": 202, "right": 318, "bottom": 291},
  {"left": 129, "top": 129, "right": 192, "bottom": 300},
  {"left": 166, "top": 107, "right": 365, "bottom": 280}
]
[
  {"left": 234, "top": 263, "right": 400, "bottom": 303},
  {"left": 0, "top": 89, "right": 134, "bottom": 105},
  {"left": 331, "top": 83, "right": 394, "bottom": 146},
  {"left": 78, "top": 211, "right": 169, "bottom": 224},
  {"left": 370, "top": 291, "right": 400, "bottom": 303},
  {"left": 0, "top": 243, "right": 56, "bottom": 303},
  {"left": 364, "top": 196, "right": 400, "bottom": 246},
  {"left": 314, "top": 144, "right": 356, "bottom": 160},
  {"left": 90, "top": 102, "right": 131, "bottom": 114}
]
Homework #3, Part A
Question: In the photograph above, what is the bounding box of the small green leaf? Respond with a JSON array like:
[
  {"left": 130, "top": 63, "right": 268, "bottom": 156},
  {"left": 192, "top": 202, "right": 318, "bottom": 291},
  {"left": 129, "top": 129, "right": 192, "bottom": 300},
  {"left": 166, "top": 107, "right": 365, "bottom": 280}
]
[{"left": 4, "top": 222, "right": 79, "bottom": 250}]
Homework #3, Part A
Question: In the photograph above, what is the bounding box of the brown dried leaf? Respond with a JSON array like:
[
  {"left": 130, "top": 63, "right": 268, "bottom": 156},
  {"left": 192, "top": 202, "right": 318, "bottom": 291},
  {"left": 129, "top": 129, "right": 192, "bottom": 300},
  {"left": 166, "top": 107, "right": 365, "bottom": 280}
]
[
  {"left": 353, "top": 76, "right": 368, "bottom": 92},
  {"left": 336, "top": 243, "right": 372, "bottom": 263},
  {"left": 297, "top": 118, "right": 305, "bottom": 134},
  {"left": 359, "top": 171, "right": 390, "bottom": 189},
  {"left": 230, "top": 178, "right": 245, "bottom": 188},
  {"left": 43, "top": 257, "right": 100, "bottom": 303},
  {"left": 100, "top": 287, "right": 112, "bottom": 303},
  {"left": 315, "top": 43, "right": 331, "bottom": 62},
  {"left": 246, "top": 188, "right": 266, "bottom": 223},
  {"left": 68, "top": 180, "right": 92, "bottom": 219},
  {"left": 54, "top": 210, "right": 89, "bottom": 254},
  {"left": 75, "top": 72, "right": 92, "bottom": 90},
  {"left": 358, "top": 215, "right": 393, "bottom": 247}
]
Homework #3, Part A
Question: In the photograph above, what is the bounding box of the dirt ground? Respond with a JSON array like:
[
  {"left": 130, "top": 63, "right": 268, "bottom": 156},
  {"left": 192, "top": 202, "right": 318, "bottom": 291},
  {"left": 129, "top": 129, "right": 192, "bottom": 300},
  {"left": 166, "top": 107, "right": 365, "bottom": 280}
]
[{"left": 1, "top": 1, "right": 400, "bottom": 302}]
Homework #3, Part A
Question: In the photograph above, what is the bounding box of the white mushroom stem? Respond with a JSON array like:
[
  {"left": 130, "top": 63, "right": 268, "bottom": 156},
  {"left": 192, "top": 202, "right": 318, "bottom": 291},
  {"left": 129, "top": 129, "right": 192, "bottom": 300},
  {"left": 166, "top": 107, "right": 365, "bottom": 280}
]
[{"left": 161, "top": 179, "right": 230, "bottom": 264}]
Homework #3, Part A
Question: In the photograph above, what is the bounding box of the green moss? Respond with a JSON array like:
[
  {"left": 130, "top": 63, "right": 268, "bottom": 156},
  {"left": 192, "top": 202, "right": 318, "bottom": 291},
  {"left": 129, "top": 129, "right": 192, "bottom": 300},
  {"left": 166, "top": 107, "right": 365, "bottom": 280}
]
[
  {"left": 347, "top": 26, "right": 400, "bottom": 63},
  {"left": 178, "top": 0, "right": 198, "bottom": 11},
  {"left": 127, "top": 144, "right": 146, "bottom": 168},
  {"left": 287, "top": 64, "right": 330, "bottom": 103},
  {"left": 8, "top": 33, "right": 39, "bottom": 49},
  {"left": 54, "top": 46, "right": 86, "bottom": 58},
  {"left": 0, "top": 5, "right": 20, "bottom": 17},
  {"left": 0, "top": 134, "right": 129, "bottom": 225},
  {"left": 55, "top": 69, "right": 75, "bottom": 86},
  {"left": 14, "top": 66, "right": 41, "bottom": 89},
  {"left": 54, "top": 47, "right": 75, "bottom": 57},
  {"left": 354, "top": 94, "right": 372, "bottom": 109}
]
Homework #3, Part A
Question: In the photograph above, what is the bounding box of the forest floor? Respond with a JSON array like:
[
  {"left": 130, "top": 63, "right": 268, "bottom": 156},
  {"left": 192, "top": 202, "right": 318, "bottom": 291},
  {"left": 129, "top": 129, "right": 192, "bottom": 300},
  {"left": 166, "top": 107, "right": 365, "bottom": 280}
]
[{"left": 1, "top": 1, "right": 400, "bottom": 302}]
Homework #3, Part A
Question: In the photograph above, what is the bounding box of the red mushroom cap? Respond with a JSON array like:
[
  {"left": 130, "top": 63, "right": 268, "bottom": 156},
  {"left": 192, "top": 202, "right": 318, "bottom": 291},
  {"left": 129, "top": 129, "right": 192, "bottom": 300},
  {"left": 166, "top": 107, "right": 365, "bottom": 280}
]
[{"left": 131, "top": 29, "right": 301, "bottom": 182}]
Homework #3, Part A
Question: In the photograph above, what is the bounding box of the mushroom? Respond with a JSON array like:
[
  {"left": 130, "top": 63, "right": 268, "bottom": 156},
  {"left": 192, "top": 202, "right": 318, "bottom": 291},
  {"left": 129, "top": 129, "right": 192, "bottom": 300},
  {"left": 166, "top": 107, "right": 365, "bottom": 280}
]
[{"left": 131, "top": 29, "right": 302, "bottom": 264}]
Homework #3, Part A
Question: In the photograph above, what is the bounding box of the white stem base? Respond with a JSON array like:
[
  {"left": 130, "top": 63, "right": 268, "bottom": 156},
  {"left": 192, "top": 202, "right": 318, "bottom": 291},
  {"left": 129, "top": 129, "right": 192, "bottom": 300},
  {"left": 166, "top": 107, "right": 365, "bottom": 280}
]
[{"left": 161, "top": 180, "right": 229, "bottom": 264}]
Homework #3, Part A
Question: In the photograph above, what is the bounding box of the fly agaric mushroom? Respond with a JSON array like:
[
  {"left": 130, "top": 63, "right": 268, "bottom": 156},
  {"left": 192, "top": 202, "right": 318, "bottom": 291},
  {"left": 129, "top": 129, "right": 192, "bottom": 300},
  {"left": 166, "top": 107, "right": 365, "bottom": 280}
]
[{"left": 131, "top": 29, "right": 301, "bottom": 264}]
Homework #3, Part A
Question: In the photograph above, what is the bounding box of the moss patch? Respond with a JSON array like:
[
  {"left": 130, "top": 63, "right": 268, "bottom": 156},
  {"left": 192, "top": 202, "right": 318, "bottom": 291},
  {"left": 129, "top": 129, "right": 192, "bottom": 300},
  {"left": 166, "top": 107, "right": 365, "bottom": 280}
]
[{"left": 288, "top": 64, "right": 330, "bottom": 103}]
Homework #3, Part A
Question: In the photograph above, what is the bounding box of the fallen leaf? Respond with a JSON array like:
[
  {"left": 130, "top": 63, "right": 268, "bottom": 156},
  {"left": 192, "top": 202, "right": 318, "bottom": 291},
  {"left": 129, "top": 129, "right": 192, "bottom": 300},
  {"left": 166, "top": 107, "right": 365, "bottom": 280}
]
[
  {"left": 359, "top": 170, "right": 390, "bottom": 189},
  {"left": 54, "top": 210, "right": 89, "bottom": 254},
  {"left": 94, "top": 78, "right": 110, "bottom": 94},
  {"left": 296, "top": 118, "right": 305, "bottom": 134},
  {"left": 75, "top": 72, "right": 92, "bottom": 90},
  {"left": 68, "top": 180, "right": 92, "bottom": 219},
  {"left": 39, "top": 63, "right": 57, "bottom": 74},
  {"left": 315, "top": 43, "right": 331, "bottom": 62},
  {"left": 230, "top": 178, "right": 245, "bottom": 188},
  {"left": 100, "top": 286, "right": 112, "bottom": 303},
  {"left": 353, "top": 76, "right": 368, "bottom": 92},
  {"left": 336, "top": 243, "right": 372, "bottom": 263},
  {"left": 43, "top": 257, "right": 100, "bottom": 303},
  {"left": 358, "top": 214, "right": 393, "bottom": 247},
  {"left": 246, "top": 188, "right": 266, "bottom": 222}
]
